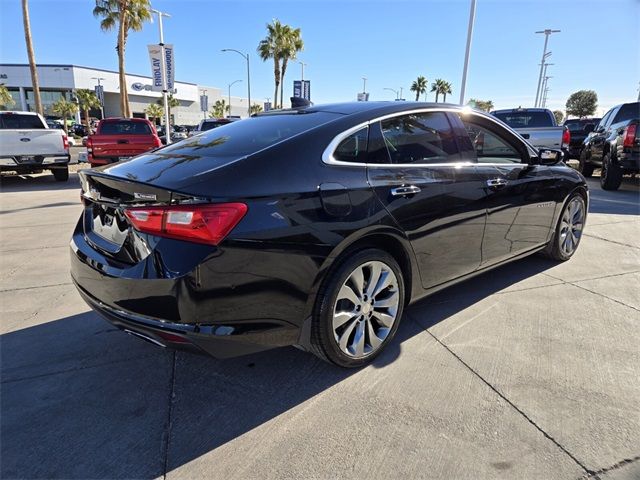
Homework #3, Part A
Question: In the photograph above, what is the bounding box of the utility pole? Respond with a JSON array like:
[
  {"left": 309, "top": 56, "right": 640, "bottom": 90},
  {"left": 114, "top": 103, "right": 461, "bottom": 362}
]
[
  {"left": 151, "top": 8, "right": 171, "bottom": 143},
  {"left": 383, "top": 87, "right": 399, "bottom": 99},
  {"left": 91, "top": 76, "right": 105, "bottom": 119},
  {"left": 459, "top": 0, "right": 476, "bottom": 105},
  {"left": 534, "top": 29, "right": 560, "bottom": 107},
  {"left": 399, "top": 87, "right": 403, "bottom": 100},
  {"left": 299, "top": 61, "right": 307, "bottom": 81},
  {"left": 228, "top": 79, "right": 242, "bottom": 118},
  {"left": 222, "top": 49, "right": 251, "bottom": 117},
  {"left": 362, "top": 77, "right": 367, "bottom": 93},
  {"left": 542, "top": 84, "right": 550, "bottom": 108}
]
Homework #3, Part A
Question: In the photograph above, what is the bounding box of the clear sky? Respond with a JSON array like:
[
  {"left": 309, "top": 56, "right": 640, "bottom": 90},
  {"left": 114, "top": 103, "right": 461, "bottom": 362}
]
[{"left": 1, "top": 0, "right": 638, "bottom": 114}]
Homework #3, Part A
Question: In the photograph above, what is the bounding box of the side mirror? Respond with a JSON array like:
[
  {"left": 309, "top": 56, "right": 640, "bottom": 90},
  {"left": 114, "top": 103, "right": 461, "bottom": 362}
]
[
  {"left": 537, "top": 148, "right": 563, "bottom": 165},
  {"left": 584, "top": 124, "right": 595, "bottom": 133}
]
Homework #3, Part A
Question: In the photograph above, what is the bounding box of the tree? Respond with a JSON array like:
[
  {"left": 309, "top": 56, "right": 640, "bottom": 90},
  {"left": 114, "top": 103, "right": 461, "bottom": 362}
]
[
  {"left": 75, "top": 89, "right": 100, "bottom": 134},
  {"left": 94, "top": 0, "right": 151, "bottom": 118},
  {"left": 22, "top": 0, "right": 42, "bottom": 114},
  {"left": 278, "top": 24, "right": 303, "bottom": 109},
  {"left": 553, "top": 110, "right": 564, "bottom": 124},
  {"left": 431, "top": 79, "right": 452, "bottom": 103},
  {"left": 51, "top": 98, "right": 78, "bottom": 136},
  {"left": 145, "top": 103, "right": 163, "bottom": 124},
  {"left": 156, "top": 94, "right": 179, "bottom": 125},
  {"left": 468, "top": 98, "right": 494, "bottom": 112},
  {"left": 250, "top": 103, "right": 263, "bottom": 115},
  {"left": 410, "top": 76, "right": 428, "bottom": 101},
  {"left": 209, "top": 99, "right": 227, "bottom": 118},
  {"left": 565, "top": 90, "right": 598, "bottom": 118},
  {"left": 0, "top": 84, "right": 15, "bottom": 110},
  {"left": 258, "top": 19, "right": 287, "bottom": 109}
]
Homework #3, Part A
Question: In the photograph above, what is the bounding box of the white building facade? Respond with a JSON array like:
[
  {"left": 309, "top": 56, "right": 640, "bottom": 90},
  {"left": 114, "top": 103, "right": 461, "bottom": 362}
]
[{"left": 0, "top": 64, "right": 256, "bottom": 124}]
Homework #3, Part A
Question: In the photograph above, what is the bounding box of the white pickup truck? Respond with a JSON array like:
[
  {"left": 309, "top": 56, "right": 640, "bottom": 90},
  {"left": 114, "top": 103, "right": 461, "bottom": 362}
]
[
  {"left": 491, "top": 108, "right": 570, "bottom": 154},
  {"left": 0, "top": 111, "right": 71, "bottom": 181}
]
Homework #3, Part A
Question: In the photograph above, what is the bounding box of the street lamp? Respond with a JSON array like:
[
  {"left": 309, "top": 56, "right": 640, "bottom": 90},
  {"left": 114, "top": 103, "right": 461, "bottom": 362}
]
[
  {"left": 534, "top": 29, "right": 560, "bottom": 107},
  {"left": 298, "top": 61, "right": 307, "bottom": 81},
  {"left": 459, "top": 0, "right": 476, "bottom": 105},
  {"left": 362, "top": 76, "right": 367, "bottom": 93},
  {"left": 91, "top": 76, "right": 105, "bottom": 119},
  {"left": 383, "top": 87, "right": 399, "bottom": 100},
  {"left": 150, "top": 7, "right": 172, "bottom": 143},
  {"left": 227, "top": 79, "right": 242, "bottom": 118},
  {"left": 222, "top": 49, "right": 251, "bottom": 117}
]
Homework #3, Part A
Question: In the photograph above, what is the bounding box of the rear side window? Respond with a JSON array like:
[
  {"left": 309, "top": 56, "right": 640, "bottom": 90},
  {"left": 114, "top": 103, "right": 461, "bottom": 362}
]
[
  {"left": 379, "top": 112, "right": 459, "bottom": 164},
  {"left": 100, "top": 121, "right": 152, "bottom": 135},
  {"left": 612, "top": 103, "right": 640, "bottom": 124},
  {"left": 460, "top": 120, "right": 523, "bottom": 164},
  {"left": 493, "top": 111, "right": 554, "bottom": 128},
  {"left": 333, "top": 127, "right": 368, "bottom": 163},
  {"left": 161, "top": 112, "right": 340, "bottom": 156},
  {"left": 0, "top": 114, "right": 45, "bottom": 129}
]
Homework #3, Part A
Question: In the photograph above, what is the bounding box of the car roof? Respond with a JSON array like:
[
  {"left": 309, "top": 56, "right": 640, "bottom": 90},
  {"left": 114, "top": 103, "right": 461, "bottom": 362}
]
[
  {"left": 257, "top": 101, "right": 460, "bottom": 118},
  {"left": 492, "top": 108, "right": 551, "bottom": 114}
]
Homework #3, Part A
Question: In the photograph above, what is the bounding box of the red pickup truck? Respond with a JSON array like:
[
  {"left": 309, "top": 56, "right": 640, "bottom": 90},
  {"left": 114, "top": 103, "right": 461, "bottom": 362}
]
[{"left": 87, "top": 118, "right": 161, "bottom": 167}]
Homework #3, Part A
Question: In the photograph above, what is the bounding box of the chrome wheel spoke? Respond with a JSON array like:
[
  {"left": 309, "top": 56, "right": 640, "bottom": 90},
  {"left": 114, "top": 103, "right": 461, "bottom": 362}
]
[
  {"left": 372, "top": 271, "right": 393, "bottom": 297},
  {"left": 351, "top": 321, "right": 366, "bottom": 356},
  {"left": 365, "top": 262, "right": 382, "bottom": 298},
  {"left": 333, "top": 310, "right": 358, "bottom": 330},
  {"left": 366, "top": 319, "right": 382, "bottom": 350},
  {"left": 372, "top": 310, "right": 395, "bottom": 328},
  {"left": 338, "top": 319, "right": 358, "bottom": 352},
  {"left": 350, "top": 266, "right": 365, "bottom": 298},
  {"left": 337, "top": 284, "right": 360, "bottom": 306},
  {"left": 373, "top": 290, "right": 399, "bottom": 308}
]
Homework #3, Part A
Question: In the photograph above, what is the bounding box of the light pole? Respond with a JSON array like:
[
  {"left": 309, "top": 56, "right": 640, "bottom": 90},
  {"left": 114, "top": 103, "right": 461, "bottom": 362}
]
[
  {"left": 383, "top": 87, "right": 399, "bottom": 100},
  {"left": 541, "top": 76, "right": 552, "bottom": 107},
  {"left": 222, "top": 49, "right": 251, "bottom": 117},
  {"left": 298, "top": 61, "right": 307, "bottom": 81},
  {"left": 399, "top": 87, "right": 403, "bottom": 100},
  {"left": 534, "top": 29, "right": 560, "bottom": 107},
  {"left": 202, "top": 89, "right": 207, "bottom": 119},
  {"left": 459, "top": 0, "right": 476, "bottom": 105},
  {"left": 362, "top": 76, "right": 367, "bottom": 93},
  {"left": 151, "top": 8, "right": 172, "bottom": 143},
  {"left": 91, "top": 76, "right": 105, "bottom": 119},
  {"left": 227, "top": 79, "right": 242, "bottom": 118}
]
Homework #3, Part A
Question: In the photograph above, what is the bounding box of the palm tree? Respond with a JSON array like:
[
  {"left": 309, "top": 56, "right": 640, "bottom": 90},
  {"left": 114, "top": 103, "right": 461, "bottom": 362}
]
[
  {"left": 22, "top": 0, "right": 42, "bottom": 114},
  {"left": 93, "top": 0, "right": 151, "bottom": 118},
  {"left": 278, "top": 25, "right": 303, "bottom": 109},
  {"left": 145, "top": 103, "right": 163, "bottom": 125},
  {"left": 0, "top": 84, "right": 15, "bottom": 110},
  {"left": 250, "top": 103, "right": 263, "bottom": 115},
  {"left": 210, "top": 99, "right": 227, "bottom": 118},
  {"left": 157, "top": 94, "right": 179, "bottom": 125},
  {"left": 441, "top": 81, "right": 452, "bottom": 102},
  {"left": 431, "top": 79, "right": 452, "bottom": 103},
  {"left": 410, "top": 76, "right": 428, "bottom": 101},
  {"left": 51, "top": 98, "right": 78, "bottom": 136},
  {"left": 75, "top": 89, "right": 100, "bottom": 133},
  {"left": 469, "top": 99, "right": 494, "bottom": 112},
  {"left": 258, "top": 19, "right": 287, "bottom": 109}
]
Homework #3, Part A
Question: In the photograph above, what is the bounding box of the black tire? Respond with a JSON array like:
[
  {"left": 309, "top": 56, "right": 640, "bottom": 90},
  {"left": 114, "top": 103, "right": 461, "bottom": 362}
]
[
  {"left": 310, "top": 248, "right": 405, "bottom": 368},
  {"left": 600, "top": 154, "right": 622, "bottom": 190},
  {"left": 52, "top": 166, "right": 69, "bottom": 182},
  {"left": 541, "top": 193, "right": 586, "bottom": 262},
  {"left": 578, "top": 150, "right": 594, "bottom": 177}
]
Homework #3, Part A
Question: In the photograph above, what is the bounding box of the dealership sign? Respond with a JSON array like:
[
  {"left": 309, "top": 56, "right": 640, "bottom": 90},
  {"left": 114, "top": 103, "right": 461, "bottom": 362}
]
[
  {"left": 147, "top": 44, "right": 175, "bottom": 92},
  {"left": 293, "top": 80, "right": 311, "bottom": 101}
]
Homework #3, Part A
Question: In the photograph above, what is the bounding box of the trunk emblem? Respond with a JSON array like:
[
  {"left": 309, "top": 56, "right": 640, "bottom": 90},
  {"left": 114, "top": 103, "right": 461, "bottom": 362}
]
[{"left": 134, "top": 192, "right": 157, "bottom": 201}]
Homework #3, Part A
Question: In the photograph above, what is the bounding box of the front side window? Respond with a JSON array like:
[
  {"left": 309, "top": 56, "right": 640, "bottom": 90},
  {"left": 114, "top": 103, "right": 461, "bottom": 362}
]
[
  {"left": 379, "top": 112, "right": 459, "bottom": 164},
  {"left": 333, "top": 127, "right": 368, "bottom": 163},
  {"left": 460, "top": 120, "right": 523, "bottom": 164}
]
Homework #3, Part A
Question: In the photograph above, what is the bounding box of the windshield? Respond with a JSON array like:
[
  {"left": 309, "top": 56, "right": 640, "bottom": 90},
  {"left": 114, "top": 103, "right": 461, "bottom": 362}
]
[
  {"left": 0, "top": 113, "right": 45, "bottom": 129},
  {"left": 493, "top": 111, "right": 554, "bottom": 128},
  {"left": 160, "top": 112, "right": 340, "bottom": 157},
  {"left": 564, "top": 119, "right": 600, "bottom": 132}
]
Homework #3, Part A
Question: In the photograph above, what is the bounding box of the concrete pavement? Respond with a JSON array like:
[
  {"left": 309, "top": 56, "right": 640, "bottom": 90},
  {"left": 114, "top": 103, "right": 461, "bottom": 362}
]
[{"left": 1, "top": 172, "right": 638, "bottom": 479}]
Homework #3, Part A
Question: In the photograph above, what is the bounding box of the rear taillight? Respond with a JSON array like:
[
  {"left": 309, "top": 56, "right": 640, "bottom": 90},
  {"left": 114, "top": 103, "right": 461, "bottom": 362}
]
[
  {"left": 124, "top": 203, "right": 247, "bottom": 245},
  {"left": 623, "top": 124, "right": 637, "bottom": 148},
  {"left": 562, "top": 127, "right": 570, "bottom": 148},
  {"left": 62, "top": 135, "right": 69, "bottom": 150},
  {"left": 153, "top": 135, "right": 162, "bottom": 148}
]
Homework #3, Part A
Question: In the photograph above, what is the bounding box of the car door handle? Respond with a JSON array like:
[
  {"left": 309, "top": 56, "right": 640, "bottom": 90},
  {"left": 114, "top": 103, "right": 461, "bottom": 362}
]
[
  {"left": 390, "top": 185, "right": 421, "bottom": 196},
  {"left": 486, "top": 178, "right": 508, "bottom": 189}
]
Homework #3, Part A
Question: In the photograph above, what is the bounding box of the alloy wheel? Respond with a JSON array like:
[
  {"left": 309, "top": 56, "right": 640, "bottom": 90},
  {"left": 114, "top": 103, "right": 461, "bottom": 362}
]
[
  {"left": 332, "top": 261, "right": 400, "bottom": 358},
  {"left": 558, "top": 197, "right": 585, "bottom": 256}
]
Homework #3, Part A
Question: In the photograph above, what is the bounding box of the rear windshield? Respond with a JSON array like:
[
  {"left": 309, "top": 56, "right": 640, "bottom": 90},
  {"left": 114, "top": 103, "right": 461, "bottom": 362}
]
[
  {"left": 564, "top": 119, "right": 600, "bottom": 132},
  {"left": 493, "top": 111, "right": 554, "bottom": 128},
  {"left": 612, "top": 103, "right": 640, "bottom": 124},
  {"left": 200, "top": 121, "right": 229, "bottom": 132},
  {"left": 99, "top": 121, "right": 152, "bottom": 135},
  {"left": 160, "top": 112, "right": 340, "bottom": 156},
  {"left": 0, "top": 113, "right": 45, "bottom": 129}
]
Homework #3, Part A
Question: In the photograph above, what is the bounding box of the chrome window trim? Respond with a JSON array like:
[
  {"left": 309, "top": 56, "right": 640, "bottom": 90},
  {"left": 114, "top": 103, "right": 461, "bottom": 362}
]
[{"left": 321, "top": 107, "right": 532, "bottom": 168}]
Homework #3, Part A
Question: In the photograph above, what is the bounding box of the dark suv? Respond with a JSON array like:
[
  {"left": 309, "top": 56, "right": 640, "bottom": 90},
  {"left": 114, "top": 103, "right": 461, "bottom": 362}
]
[
  {"left": 579, "top": 102, "right": 639, "bottom": 190},
  {"left": 563, "top": 118, "right": 600, "bottom": 159}
]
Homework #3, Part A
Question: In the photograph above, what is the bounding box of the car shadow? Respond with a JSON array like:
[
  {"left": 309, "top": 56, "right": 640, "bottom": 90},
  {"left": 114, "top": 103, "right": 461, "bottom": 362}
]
[
  {"left": 0, "top": 171, "right": 82, "bottom": 192},
  {"left": 1, "top": 254, "right": 557, "bottom": 479},
  {"left": 586, "top": 176, "right": 640, "bottom": 215}
]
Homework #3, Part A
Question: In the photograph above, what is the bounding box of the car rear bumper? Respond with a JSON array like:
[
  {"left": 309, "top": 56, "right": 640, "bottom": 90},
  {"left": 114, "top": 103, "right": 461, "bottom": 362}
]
[
  {"left": 618, "top": 153, "right": 640, "bottom": 172},
  {"left": 0, "top": 154, "right": 70, "bottom": 170}
]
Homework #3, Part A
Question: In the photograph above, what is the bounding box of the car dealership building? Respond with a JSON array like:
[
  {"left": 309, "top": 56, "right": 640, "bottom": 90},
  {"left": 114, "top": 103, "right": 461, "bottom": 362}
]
[{"left": 0, "top": 63, "right": 257, "bottom": 124}]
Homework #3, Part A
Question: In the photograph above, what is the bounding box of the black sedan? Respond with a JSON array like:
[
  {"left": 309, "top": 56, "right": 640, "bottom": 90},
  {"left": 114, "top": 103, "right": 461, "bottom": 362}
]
[{"left": 71, "top": 102, "right": 588, "bottom": 368}]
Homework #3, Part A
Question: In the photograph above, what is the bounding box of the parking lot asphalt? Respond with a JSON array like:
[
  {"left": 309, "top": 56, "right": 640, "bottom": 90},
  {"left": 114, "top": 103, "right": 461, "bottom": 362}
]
[{"left": 1, "top": 169, "right": 639, "bottom": 480}]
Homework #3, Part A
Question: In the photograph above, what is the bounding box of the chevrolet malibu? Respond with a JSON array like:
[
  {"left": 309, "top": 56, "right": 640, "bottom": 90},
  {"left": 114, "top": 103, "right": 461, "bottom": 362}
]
[{"left": 71, "top": 102, "right": 588, "bottom": 368}]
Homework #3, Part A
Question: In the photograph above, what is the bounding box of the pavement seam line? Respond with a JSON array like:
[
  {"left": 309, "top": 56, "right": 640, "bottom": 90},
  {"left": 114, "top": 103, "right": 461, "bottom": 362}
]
[
  {"left": 580, "top": 455, "right": 640, "bottom": 479},
  {"left": 413, "top": 315, "right": 594, "bottom": 476},
  {"left": 583, "top": 233, "right": 640, "bottom": 250},
  {"left": 543, "top": 273, "right": 640, "bottom": 313},
  {"left": 162, "top": 351, "right": 178, "bottom": 480},
  {"left": 0, "top": 282, "right": 73, "bottom": 293}
]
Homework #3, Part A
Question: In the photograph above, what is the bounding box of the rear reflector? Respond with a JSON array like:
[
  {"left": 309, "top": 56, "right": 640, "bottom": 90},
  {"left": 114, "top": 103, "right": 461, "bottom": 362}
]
[
  {"left": 124, "top": 203, "right": 247, "bottom": 245},
  {"left": 623, "top": 124, "right": 637, "bottom": 148}
]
